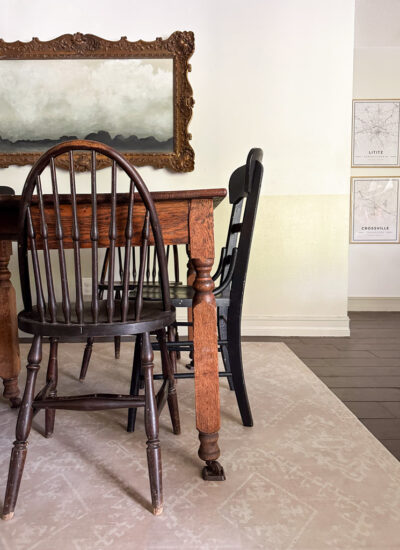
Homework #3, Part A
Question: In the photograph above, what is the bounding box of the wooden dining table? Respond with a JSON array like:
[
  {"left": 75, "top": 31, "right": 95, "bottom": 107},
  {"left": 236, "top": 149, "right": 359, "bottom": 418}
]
[{"left": 0, "top": 188, "right": 227, "bottom": 480}]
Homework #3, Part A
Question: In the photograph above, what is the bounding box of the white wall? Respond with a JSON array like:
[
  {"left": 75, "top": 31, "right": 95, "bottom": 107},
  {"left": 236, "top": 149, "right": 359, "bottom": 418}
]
[
  {"left": 349, "top": 0, "right": 400, "bottom": 309},
  {"left": 1, "top": 0, "right": 355, "bottom": 335}
]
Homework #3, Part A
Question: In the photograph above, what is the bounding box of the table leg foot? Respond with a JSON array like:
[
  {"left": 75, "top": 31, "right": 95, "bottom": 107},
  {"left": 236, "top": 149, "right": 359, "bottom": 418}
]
[
  {"left": 202, "top": 460, "right": 226, "bottom": 481},
  {"left": 2, "top": 377, "right": 21, "bottom": 408},
  {"left": 198, "top": 431, "right": 225, "bottom": 481}
]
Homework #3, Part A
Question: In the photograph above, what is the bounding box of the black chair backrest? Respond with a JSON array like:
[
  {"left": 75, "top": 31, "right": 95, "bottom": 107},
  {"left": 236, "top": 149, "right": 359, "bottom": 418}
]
[
  {"left": 0, "top": 186, "right": 15, "bottom": 195},
  {"left": 214, "top": 148, "right": 263, "bottom": 307},
  {"left": 18, "top": 140, "right": 171, "bottom": 325}
]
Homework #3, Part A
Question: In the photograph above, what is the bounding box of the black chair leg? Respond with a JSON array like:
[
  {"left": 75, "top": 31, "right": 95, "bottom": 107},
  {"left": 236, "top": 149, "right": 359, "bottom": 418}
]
[
  {"left": 114, "top": 336, "right": 121, "bottom": 359},
  {"left": 218, "top": 308, "right": 234, "bottom": 391},
  {"left": 162, "top": 327, "right": 180, "bottom": 434},
  {"left": 127, "top": 334, "right": 142, "bottom": 432},
  {"left": 167, "top": 325, "right": 177, "bottom": 374},
  {"left": 185, "top": 353, "right": 194, "bottom": 370},
  {"left": 174, "top": 323, "right": 181, "bottom": 360},
  {"left": 79, "top": 337, "right": 93, "bottom": 382},
  {"left": 227, "top": 318, "right": 253, "bottom": 427}
]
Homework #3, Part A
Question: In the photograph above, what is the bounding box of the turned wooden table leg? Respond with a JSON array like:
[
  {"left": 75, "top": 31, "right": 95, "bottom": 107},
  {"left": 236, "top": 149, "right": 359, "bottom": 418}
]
[
  {"left": 190, "top": 199, "right": 225, "bottom": 481},
  {"left": 0, "top": 240, "right": 21, "bottom": 407}
]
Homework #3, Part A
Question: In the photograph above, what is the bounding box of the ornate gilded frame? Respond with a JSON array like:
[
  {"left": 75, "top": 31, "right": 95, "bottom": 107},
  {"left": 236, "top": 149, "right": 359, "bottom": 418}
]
[{"left": 0, "top": 31, "right": 195, "bottom": 171}]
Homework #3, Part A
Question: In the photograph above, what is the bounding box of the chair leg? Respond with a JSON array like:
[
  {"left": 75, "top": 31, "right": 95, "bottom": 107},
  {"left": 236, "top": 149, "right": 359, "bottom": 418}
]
[
  {"left": 174, "top": 323, "right": 181, "bottom": 360},
  {"left": 142, "top": 332, "right": 163, "bottom": 515},
  {"left": 79, "top": 337, "right": 93, "bottom": 382},
  {"left": 45, "top": 338, "right": 58, "bottom": 438},
  {"left": 2, "top": 336, "right": 42, "bottom": 521},
  {"left": 114, "top": 336, "right": 121, "bottom": 359},
  {"left": 218, "top": 308, "right": 234, "bottom": 391},
  {"left": 127, "top": 334, "right": 142, "bottom": 432},
  {"left": 167, "top": 325, "right": 178, "bottom": 374},
  {"left": 228, "top": 318, "right": 253, "bottom": 427},
  {"left": 160, "top": 328, "right": 180, "bottom": 435},
  {"left": 185, "top": 353, "right": 194, "bottom": 370}
]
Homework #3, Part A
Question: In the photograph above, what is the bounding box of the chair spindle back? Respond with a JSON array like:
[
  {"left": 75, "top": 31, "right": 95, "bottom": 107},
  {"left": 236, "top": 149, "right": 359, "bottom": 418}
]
[{"left": 19, "top": 140, "right": 171, "bottom": 325}]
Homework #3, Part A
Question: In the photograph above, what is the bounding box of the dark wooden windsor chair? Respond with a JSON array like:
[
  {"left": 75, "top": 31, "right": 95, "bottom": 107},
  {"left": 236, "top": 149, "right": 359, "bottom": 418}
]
[
  {"left": 1, "top": 140, "right": 179, "bottom": 520},
  {"left": 127, "top": 148, "right": 263, "bottom": 430},
  {"left": 79, "top": 243, "right": 182, "bottom": 381}
]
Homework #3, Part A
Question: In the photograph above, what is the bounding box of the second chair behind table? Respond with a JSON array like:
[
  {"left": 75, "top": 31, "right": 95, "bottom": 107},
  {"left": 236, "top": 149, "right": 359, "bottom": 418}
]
[
  {"left": 80, "top": 148, "right": 263, "bottom": 429},
  {"left": 128, "top": 148, "right": 263, "bottom": 429}
]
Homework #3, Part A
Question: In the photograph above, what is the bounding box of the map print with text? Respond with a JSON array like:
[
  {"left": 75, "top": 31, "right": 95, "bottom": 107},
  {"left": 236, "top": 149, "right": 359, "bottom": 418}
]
[
  {"left": 353, "top": 178, "right": 399, "bottom": 242},
  {"left": 353, "top": 102, "right": 400, "bottom": 165}
]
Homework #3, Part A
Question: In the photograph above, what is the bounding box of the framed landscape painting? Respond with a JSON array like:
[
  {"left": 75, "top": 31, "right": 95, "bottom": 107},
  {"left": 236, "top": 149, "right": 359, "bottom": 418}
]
[{"left": 0, "top": 32, "right": 195, "bottom": 171}]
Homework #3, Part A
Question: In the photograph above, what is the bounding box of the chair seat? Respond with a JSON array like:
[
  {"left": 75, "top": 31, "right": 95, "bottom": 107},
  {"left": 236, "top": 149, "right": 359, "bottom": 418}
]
[
  {"left": 18, "top": 300, "right": 176, "bottom": 338},
  {"left": 130, "top": 285, "right": 230, "bottom": 307}
]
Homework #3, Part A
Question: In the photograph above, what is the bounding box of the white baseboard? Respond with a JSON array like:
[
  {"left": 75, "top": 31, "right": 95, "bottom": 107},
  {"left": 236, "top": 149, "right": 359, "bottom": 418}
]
[
  {"left": 240, "top": 314, "right": 350, "bottom": 337},
  {"left": 348, "top": 297, "right": 400, "bottom": 311}
]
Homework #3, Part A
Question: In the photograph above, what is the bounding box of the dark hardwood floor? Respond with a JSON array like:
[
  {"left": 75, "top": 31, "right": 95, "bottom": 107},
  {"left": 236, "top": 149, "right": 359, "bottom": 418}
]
[{"left": 261, "top": 312, "right": 400, "bottom": 461}]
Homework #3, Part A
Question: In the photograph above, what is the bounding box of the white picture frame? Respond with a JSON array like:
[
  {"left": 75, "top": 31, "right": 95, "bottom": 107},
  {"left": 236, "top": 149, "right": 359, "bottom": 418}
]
[
  {"left": 352, "top": 100, "right": 400, "bottom": 167},
  {"left": 350, "top": 177, "right": 400, "bottom": 243}
]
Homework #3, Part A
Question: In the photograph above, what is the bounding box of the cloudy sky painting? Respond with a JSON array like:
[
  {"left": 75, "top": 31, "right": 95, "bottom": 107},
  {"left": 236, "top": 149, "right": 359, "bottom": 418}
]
[{"left": 0, "top": 58, "right": 174, "bottom": 152}]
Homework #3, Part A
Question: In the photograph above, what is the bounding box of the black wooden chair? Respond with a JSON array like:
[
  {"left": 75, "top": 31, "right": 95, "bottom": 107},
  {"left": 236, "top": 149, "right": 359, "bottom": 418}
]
[
  {"left": 0, "top": 186, "right": 15, "bottom": 195},
  {"left": 1, "top": 140, "right": 179, "bottom": 520},
  {"left": 79, "top": 243, "right": 182, "bottom": 380},
  {"left": 128, "top": 148, "right": 263, "bottom": 429}
]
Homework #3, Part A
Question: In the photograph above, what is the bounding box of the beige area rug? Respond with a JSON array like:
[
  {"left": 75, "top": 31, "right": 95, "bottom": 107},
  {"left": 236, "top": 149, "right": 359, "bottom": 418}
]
[{"left": 1, "top": 342, "right": 400, "bottom": 550}]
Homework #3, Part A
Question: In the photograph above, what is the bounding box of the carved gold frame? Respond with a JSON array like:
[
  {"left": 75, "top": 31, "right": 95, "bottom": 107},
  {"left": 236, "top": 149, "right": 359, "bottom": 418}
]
[{"left": 0, "top": 31, "right": 195, "bottom": 172}]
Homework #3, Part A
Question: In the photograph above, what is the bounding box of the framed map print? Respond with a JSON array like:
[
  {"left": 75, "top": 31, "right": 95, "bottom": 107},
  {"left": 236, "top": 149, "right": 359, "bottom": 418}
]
[
  {"left": 352, "top": 100, "right": 400, "bottom": 166},
  {"left": 350, "top": 177, "right": 400, "bottom": 243}
]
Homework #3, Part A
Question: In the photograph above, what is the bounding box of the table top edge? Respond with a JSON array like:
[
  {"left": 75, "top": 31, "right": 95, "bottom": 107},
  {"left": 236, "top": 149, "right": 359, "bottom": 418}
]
[{"left": 0, "top": 188, "right": 227, "bottom": 205}]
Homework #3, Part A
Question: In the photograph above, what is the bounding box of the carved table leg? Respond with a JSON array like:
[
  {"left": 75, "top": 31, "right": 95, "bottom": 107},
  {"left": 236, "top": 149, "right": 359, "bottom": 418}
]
[
  {"left": 0, "top": 241, "right": 20, "bottom": 407},
  {"left": 190, "top": 199, "right": 225, "bottom": 481}
]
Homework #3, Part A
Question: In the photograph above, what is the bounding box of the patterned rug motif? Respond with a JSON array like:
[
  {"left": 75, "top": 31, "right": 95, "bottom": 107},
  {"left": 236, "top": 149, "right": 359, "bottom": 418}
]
[{"left": 0, "top": 342, "right": 399, "bottom": 549}]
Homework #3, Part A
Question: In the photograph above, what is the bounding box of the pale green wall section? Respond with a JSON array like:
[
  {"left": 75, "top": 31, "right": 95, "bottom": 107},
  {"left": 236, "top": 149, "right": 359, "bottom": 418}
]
[{"left": 214, "top": 194, "right": 350, "bottom": 320}]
